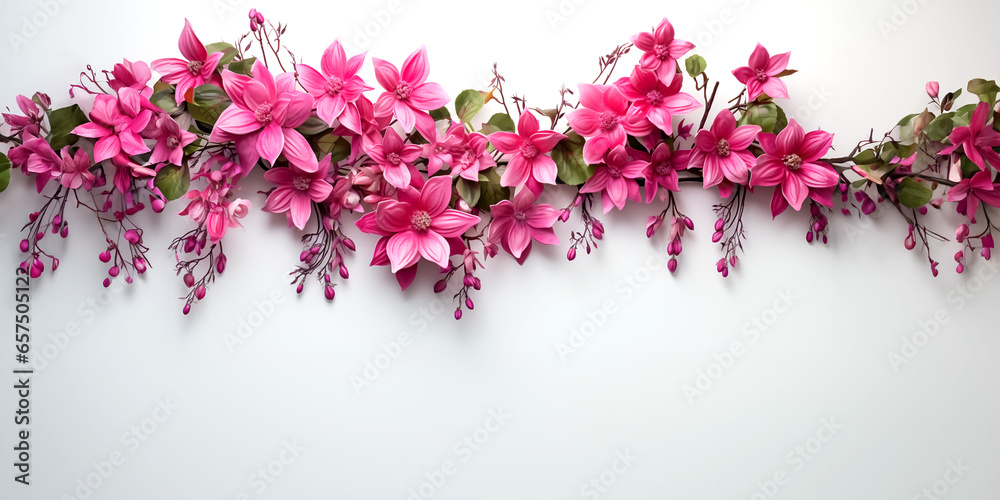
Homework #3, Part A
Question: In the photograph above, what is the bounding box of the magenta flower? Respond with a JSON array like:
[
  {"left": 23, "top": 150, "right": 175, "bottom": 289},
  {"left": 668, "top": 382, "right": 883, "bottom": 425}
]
[
  {"left": 488, "top": 111, "right": 566, "bottom": 192},
  {"left": 24, "top": 142, "right": 95, "bottom": 191},
  {"left": 73, "top": 89, "right": 152, "bottom": 163},
  {"left": 207, "top": 197, "right": 251, "bottom": 244},
  {"left": 488, "top": 188, "right": 560, "bottom": 264},
  {"left": 150, "top": 116, "right": 197, "bottom": 166},
  {"left": 939, "top": 102, "right": 1000, "bottom": 171},
  {"left": 355, "top": 176, "right": 480, "bottom": 272},
  {"left": 366, "top": 127, "right": 423, "bottom": 189},
  {"left": 109, "top": 59, "right": 153, "bottom": 97},
  {"left": 448, "top": 128, "right": 496, "bottom": 182},
  {"left": 732, "top": 44, "right": 791, "bottom": 101},
  {"left": 372, "top": 46, "right": 450, "bottom": 132},
  {"left": 616, "top": 68, "right": 700, "bottom": 134},
  {"left": 3, "top": 95, "right": 44, "bottom": 137},
  {"left": 151, "top": 19, "right": 224, "bottom": 105},
  {"left": 420, "top": 121, "right": 460, "bottom": 176},
  {"left": 689, "top": 111, "right": 760, "bottom": 191},
  {"left": 636, "top": 142, "right": 690, "bottom": 202},
  {"left": 630, "top": 17, "right": 694, "bottom": 81},
  {"left": 750, "top": 119, "right": 838, "bottom": 216},
  {"left": 210, "top": 60, "right": 317, "bottom": 173},
  {"left": 567, "top": 84, "right": 655, "bottom": 165},
  {"left": 262, "top": 157, "right": 333, "bottom": 230},
  {"left": 297, "top": 40, "right": 372, "bottom": 133},
  {"left": 580, "top": 145, "right": 646, "bottom": 213},
  {"left": 947, "top": 170, "right": 1000, "bottom": 223}
]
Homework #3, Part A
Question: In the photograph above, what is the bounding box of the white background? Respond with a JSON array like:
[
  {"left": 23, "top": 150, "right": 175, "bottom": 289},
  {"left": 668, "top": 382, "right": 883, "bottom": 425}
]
[{"left": 2, "top": 0, "right": 999, "bottom": 499}]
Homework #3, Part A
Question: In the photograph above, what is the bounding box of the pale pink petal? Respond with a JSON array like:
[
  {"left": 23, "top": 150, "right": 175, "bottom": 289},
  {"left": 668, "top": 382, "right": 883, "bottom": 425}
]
[
  {"left": 282, "top": 129, "right": 318, "bottom": 172},
  {"left": 409, "top": 82, "right": 450, "bottom": 111},
  {"left": 401, "top": 46, "right": 430, "bottom": 85},
  {"left": 531, "top": 156, "right": 558, "bottom": 185},
  {"left": 178, "top": 19, "right": 208, "bottom": 62},
  {"left": 781, "top": 173, "right": 809, "bottom": 210},
  {"left": 765, "top": 52, "right": 790, "bottom": 75},
  {"left": 416, "top": 231, "right": 450, "bottom": 269},
  {"left": 488, "top": 131, "right": 522, "bottom": 154},
  {"left": 761, "top": 78, "right": 789, "bottom": 100},
  {"left": 799, "top": 130, "right": 834, "bottom": 161},
  {"left": 257, "top": 122, "right": 285, "bottom": 165},
  {"left": 371, "top": 58, "right": 400, "bottom": 91},
  {"left": 376, "top": 201, "right": 414, "bottom": 232},
  {"left": 213, "top": 107, "right": 261, "bottom": 136},
  {"left": 567, "top": 109, "right": 601, "bottom": 137},
  {"left": 322, "top": 41, "right": 347, "bottom": 77},
  {"left": 430, "top": 210, "right": 480, "bottom": 238},
  {"left": 93, "top": 135, "right": 121, "bottom": 162},
  {"left": 501, "top": 155, "right": 531, "bottom": 187},
  {"left": 749, "top": 157, "right": 786, "bottom": 187},
  {"left": 507, "top": 222, "right": 531, "bottom": 258},
  {"left": 297, "top": 64, "right": 326, "bottom": 95},
  {"left": 529, "top": 131, "right": 566, "bottom": 152},
  {"left": 419, "top": 175, "right": 453, "bottom": 215},
  {"left": 749, "top": 43, "right": 769, "bottom": 69},
  {"left": 796, "top": 162, "right": 839, "bottom": 188}
]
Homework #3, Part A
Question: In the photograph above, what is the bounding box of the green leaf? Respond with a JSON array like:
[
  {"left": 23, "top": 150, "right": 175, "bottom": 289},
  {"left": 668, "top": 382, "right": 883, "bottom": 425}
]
[
  {"left": 879, "top": 143, "right": 898, "bottom": 164},
  {"left": 684, "top": 54, "right": 707, "bottom": 78},
  {"left": 315, "top": 134, "right": 351, "bottom": 163},
  {"left": 952, "top": 103, "right": 978, "bottom": 127},
  {"left": 429, "top": 106, "right": 451, "bottom": 121},
  {"left": 47, "top": 104, "right": 89, "bottom": 149},
  {"left": 896, "top": 177, "right": 933, "bottom": 208},
  {"left": 0, "top": 153, "right": 10, "bottom": 194},
  {"left": 774, "top": 105, "right": 788, "bottom": 134},
  {"left": 297, "top": 114, "right": 331, "bottom": 136},
  {"left": 924, "top": 112, "right": 955, "bottom": 141},
  {"left": 739, "top": 104, "right": 778, "bottom": 133},
  {"left": 455, "top": 89, "right": 485, "bottom": 124},
  {"left": 189, "top": 84, "right": 231, "bottom": 127},
  {"left": 968, "top": 78, "right": 1000, "bottom": 106},
  {"left": 853, "top": 149, "right": 879, "bottom": 165},
  {"left": 154, "top": 163, "right": 190, "bottom": 201},
  {"left": 456, "top": 177, "right": 481, "bottom": 207},
  {"left": 941, "top": 89, "right": 962, "bottom": 112},
  {"left": 480, "top": 112, "right": 515, "bottom": 135},
  {"left": 228, "top": 57, "right": 256, "bottom": 76},
  {"left": 897, "top": 113, "right": 919, "bottom": 127},
  {"left": 205, "top": 42, "right": 238, "bottom": 68},
  {"left": 476, "top": 167, "right": 509, "bottom": 211},
  {"left": 551, "top": 132, "right": 594, "bottom": 185},
  {"left": 960, "top": 156, "right": 980, "bottom": 177},
  {"left": 151, "top": 89, "right": 182, "bottom": 115}
]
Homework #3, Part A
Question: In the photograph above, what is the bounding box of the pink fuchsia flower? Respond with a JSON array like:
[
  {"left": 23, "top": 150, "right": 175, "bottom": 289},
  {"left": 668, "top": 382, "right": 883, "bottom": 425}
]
[
  {"left": 634, "top": 142, "right": 690, "bottom": 202},
  {"left": 297, "top": 40, "right": 372, "bottom": 133},
  {"left": 210, "top": 60, "right": 317, "bottom": 173},
  {"left": 732, "top": 43, "right": 791, "bottom": 101},
  {"left": 3, "top": 95, "right": 44, "bottom": 137},
  {"left": 750, "top": 119, "right": 838, "bottom": 216},
  {"left": 579, "top": 145, "right": 646, "bottom": 213},
  {"left": 8, "top": 138, "right": 56, "bottom": 191},
  {"left": 355, "top": 175, "right": 480, "bottom": 272},
  {"left": 72, "top": 89, "right": 152, "bottom": 163},
  {"left": 366, "top": 127, "right": 422, "bottom": 189},
  {"left": 109, "top": 59, "right": 153, "bottom": 97},
  {"left": 487, "top": 188, "right": 560, "bottom": 264},
  {"left": 151, "top": 19, "right": 224, "bottom": 105},
  {"left": 947, "top": 170, "right": 1000, "bottom": 223},
  {"left": 630, "top": 17, "right": 694, "bottom": 82},
  {"left": 567, "top": 84, "right": 655, "bottom": 165},
  {"left": 420, "top": 121, "right": 460, "bottom": 175},
  {"left": 488, "top": 110, "right": 566, "bottom": 192},
  {"left": 23, "top": 142, "right": 95, "bottom": 191},
  {"left": 372, "top": 46, "right": 450, "bottom": 132},
  {"left": 939, "top": 102, "right": 1000, "bottom": 171},
  {"left": 689, "top": 111, "right": 760, "bottom": 192},
  {"left": 150, "top": 116, "right": 197, "bottom": 166},
  {"left": 262, "top": 159, "right": 333, "bottom": 230},
  {"left": 207, "top": 196, "right": 251, "bottom": 244},
  {"left": 616, "top": 69, "right": 700, "bottom": 134},
  {"left": 447, "top": 127, "right": 496, "bottom": 182}
]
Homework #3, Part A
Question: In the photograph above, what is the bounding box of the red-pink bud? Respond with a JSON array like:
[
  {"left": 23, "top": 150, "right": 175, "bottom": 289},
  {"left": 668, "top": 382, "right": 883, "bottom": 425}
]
[
  {"left": 714, "top": 218, "right": 725, "bottom": 231},
  {"left": 124, "top": 229, "right": 140, "bottom": 244},
  {"left": 109, "top": 266, "right": 120, "bottom": 277},
  {"left": 433, "top": 280, "right": 448, "bottom": 293},
  {"left": 19, "top": 239, "right": 29, "bottom": 252},
  {"left": 454, "top": 309, "right": 462, "bottom": 320},
  {"left": 904, "top": 235, "right": 916, "bottom": 250},
  {"left": 955, "top": 223, "right": 969, "bottom": 243},
  {"left": 296, "top": 283, "right": 304, "bottom": 294},
  {"left": 182, "top": 304, "right": 191, "bottom": 315},
  {"left": 216, "top": 255, "right": 227, "bottom": 274},
  {"left": 60, "top": 226, "right": 69, "bottom": 238},
  {"left": 667, "top": 258, "right": 678, "bottom": 273},
  {"left": 183, "top": 273, "right": 195, "bottom": 287},
  {"left": 103, "top": 278, "right": 111, "bottom": 287},
  {"left": 324, "top": 285, "right": 335, "bottom": 300},
  {"left": 195, "top": 285, "right": 206, "bottom": 300},
  {"left": 343, "top": 238, "right": 356, "bottom": 251},
  {"left": 926, "top": 81, "right": 939, "bottom": 99},
  {"left": 712, "top": 231, "right": 723, "bottom": 243},
  {"left": 99, "top": 251, "right": 111, "bottom": 263},
  {"left": 567, "top": 248, "right": 576, "bottom": 261},
  {"left": 465, "top": 298, "right": 474, "bottom": 310}
]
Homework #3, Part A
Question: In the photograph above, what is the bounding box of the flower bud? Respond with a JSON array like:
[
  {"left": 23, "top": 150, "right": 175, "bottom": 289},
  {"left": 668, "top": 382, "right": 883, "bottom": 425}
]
[
  {"left": 926, "top": 81, "right": 939, "bottom": 99},
  {"left": 216, "top": 255, "right": 227, "bottom": 274},
  {"left": 956, "top": 223, "right": 969, "bottom": 243},
  {"left": 124, "top": 229, "right": 140, "bottom": 244},
  {"left": 667, "top": 258, "right": 678, "bottom": 273},
  {"left": 195, "top": 285, "right": 207, "bottom": 300},
  {"left": 183, "top": 273, "right": 195, "bottom": 287},
  {"left": 99, "top": 250, "right": 112, "bottom": 263},
  {"left": 339, "top": 264, "right": 349, "bottom": 280},
  {"left": 465, "top": 298, "right": 474, "bottom": 310},
  {"left": 324, "top": 285, "right": 335, "bottom": 300},
  {"left": 433, "top": 280, "right": 448, "bottom": 293},
  {"left": 567, "top": 248, "right": 576, "bottom": 261},
  {"left": 183, "top": 304, "right": 191, "bottom": 315},
  {"left": 19, "top": 239, "right": 29, "bottom": 252},
  {"left": 904, "top": 235, "right": 916, "bottom": 250}
]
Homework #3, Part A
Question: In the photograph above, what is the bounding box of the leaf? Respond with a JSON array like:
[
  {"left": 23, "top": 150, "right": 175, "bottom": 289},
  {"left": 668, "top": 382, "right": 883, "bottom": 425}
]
[
  {"left": 456, "top": 177, "right": 481, "bottom": 207},
  {"left": 476, "top": 167, "right": 509, "bottom": 211},
  {"left": 0, "top": 153, "right": 10, "bottom": 194},
  {"left": 154, "top": 163, "right": 191, "bottom": 201},
  {"left": 739, "top": 103, "right": 778, "bottom": 133},
  {"left": 315, "top": 134, "right": 351, "bottom": 163},
  {"left": 774, "top": 69, "right": 798, "bottom": 78},
  {"left": 551, "top": 132, "right": 595, "bottom": 185},
  {"left": 205, "top": 42, "right": 238, "bottom": 68},
  {"left": 47, "top": 104, "right": 89, "bottom": 149},
  {"left": 897, "top": 113, "right": 919, "bottom": 127},
  {"left": 479, "top": 112, "right": 515, "bottom": 135},
  {"left": 455, "top": 89, "right": 485, "bottom": 124},
  {"left": 228, "top": 57, "right": 256, "bottom": 76},
  {"left": 151, "top": 89, "right": 182, "bottom": 115},
  {"left": 941, "top": 89, "right": 961, "bottom": 112},
  {"left": 774, "top": 105, "right": 788, "bottom": 134},
  {"left": 188, "top": 84, "right": 231, "bottom": 127},
  {"left": 853, "top": 149, "right": 879, "bottom": 165},
  {"left": 429, "top": 106, "right": 451, "bottom": 121},
  {"left": 968, "top": 78, "right": 1000, "bottom": 106},
  {"left": 684, "top": 55, "right": 707, "bottom": 78},
  {"left": 924, "top": 112, "right": 955, "bottom": 142},
  {"left": 896, "top": 177, "right": 933, "bottom": 208},
  {"left": 297, "top": 114, "right": 331, "bottom": 136}
]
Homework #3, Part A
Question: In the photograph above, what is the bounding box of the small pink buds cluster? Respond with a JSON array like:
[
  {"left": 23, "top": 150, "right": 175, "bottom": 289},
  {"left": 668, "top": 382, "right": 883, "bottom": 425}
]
[
  {"left": 248, "top": 9, "right": 265, "bottom": 31},
  {"left": 806, "top": 202, "right": 829, "bottom": 244},
  {"left": 665, "top": 216, "right": 693, "bottom": 273}
]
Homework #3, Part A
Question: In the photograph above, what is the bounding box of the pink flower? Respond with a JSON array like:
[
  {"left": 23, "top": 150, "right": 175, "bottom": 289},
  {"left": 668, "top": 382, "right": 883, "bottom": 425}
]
[
  {"left": 207, "top": 197, "right": 251, "bottom": 243},
  {"left": 420, "top": 121, "right": 460, "bottom": 175},
  {"left": 488, "top": 111, "right": 566, "bottom": 192},
  {"left": 210, "top": 60, "right": 317, "bottom": 173},
  {"left": 567, "top": 84, "right": 655, "bottom": 165},
  {"left": 939, "top": 102, "right": 1000, "bottom": 171},
  {"left": 297, "top": 40, "right": 372, "bottom": 133},
  {"left": 630, "top": 17, "right": 694, "bottom": 81},
  {"left": 635, "top": 142, "right": 690, "bottom": 202},
  {"left": 616, "top": 68, "right": 701, "bottom": 134},
  {"left": 262, "top": 157, "right": 333, "bottom": 230},
  {"left": 579, "top": 145, "right": 645, "bottom": 213},
  {"left": 355, "top": 176, "right": 480, "bottom": 272},
  {"left": 689, "top": 111, "right": 760, "bottom": 192},
  {"left": 366, "top": 127, "right": 422, "bottom": 189},
  {"left": 73, "top": 89, "right": 152, "bottom": 163},
  {"left": 947, "top": 170, "right": 1000, "bottom": 223},
  {"left": 732, "top": 44, "right": 791, "bottom": 101},
  {"left": 926, "top": 81, "right": 939, "bottom": 99},
  {"left": 151, "top": 19, "right": 225, "bottom": 105},
  {"left": 448, "top": 127, "right": 496, "bottom": 182},
  {"left": 150, "top": 116, "right": 197, "bottom": 166},
  {"left": 487, "top": 189, "right": 560, "bottom": 263},
  {"left": 750, "top": 119, "right": 838, "bottom": 216},
  {"left": 11, "top": 138, "right": 58, "bottom": 192},
  {"left": 372, "top": 46, "right": 450, "bottom": 132},
  {"left": 3, "top": 95, "right": 43, "bottom": 137},
  {"left": 109, "top": 59, "right": 153, "bottom": 97},
  {"left": 24, "top": 142, "right": 95, "bottom": 191}
]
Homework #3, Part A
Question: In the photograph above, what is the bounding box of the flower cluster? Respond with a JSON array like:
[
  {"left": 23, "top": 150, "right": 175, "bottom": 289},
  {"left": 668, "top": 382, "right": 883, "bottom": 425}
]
[{"left": 2, "top": 14, "right": 997, "bottom": 317}]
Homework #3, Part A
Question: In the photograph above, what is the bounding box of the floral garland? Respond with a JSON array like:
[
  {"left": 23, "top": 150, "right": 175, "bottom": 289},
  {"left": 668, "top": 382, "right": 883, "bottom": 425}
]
[{"left": 2, "top": 12, "right": 998, "bottom": 318}]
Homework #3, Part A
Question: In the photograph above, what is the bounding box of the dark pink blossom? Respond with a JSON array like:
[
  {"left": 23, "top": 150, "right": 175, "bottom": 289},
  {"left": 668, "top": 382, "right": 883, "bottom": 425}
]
[
  {"left": 630, "top": 17, "right": 694, "bottom": 82},
  {"left": 732, "top": 44, "right": 791, "bottom": 101}
]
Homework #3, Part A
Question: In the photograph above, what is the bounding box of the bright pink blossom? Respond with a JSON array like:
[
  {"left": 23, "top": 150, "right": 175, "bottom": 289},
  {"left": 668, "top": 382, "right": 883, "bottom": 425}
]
[
  {"left": 688, "top": 111, "right": 760, "bottom": 193},
  {"left": 150, "top": 116, "right": 197, "bottom": 166},
  {"left": 366, "top": 127, "right": 422, "bottom": 189},
  {"left": 488, "top": 111, "right": 566, "bottom": 192},
  {"left": 372, "top": 47, "right": 450, "bottom": 132},
  {"left": 72, "top": 89, "right": 152, "bottom": 163},
  {"left": 151, "top": 20, "right": 224, "bottom": 105},
  {"left": 732, "top": 44, "right": 791, "bottom": 101},
  {"left": 487, "top": 189, "right": 560, "bottom": 263},
  {"left": 580, "top": 145, "right": 645, "bottom": 213},
  {"left": 24, "top": 143, "right": 95, "bottom": 191},
  {"left": 947, "top": 170, "right": 1000, "bottom": 223},
  {"left": 750, "top": 119, "right": 838, "bottom": 216},
  {"left": 630, "top": 17, "right": 694, "bottom": 81},
  {"left": 297, "top": 40, "right": 372, "bottom": 133},
  {"left": 448, "top": 127, "right": 496, "bottom": 182},
  {"left": 206, "top": 197, "right": 251, "bottom": 244},
  {"left": 420, "top": 121, "right": 460, "bottom": 175},
  {"left": 109, "top": 59, "right": 153, "bottom": 97},
  {"left": 634, "top": 142, "right": 690, "bottom": 202},
  {"left": 210, "top": 60, "right": 317, "bottom": 173},
  {"left": 567, "top": 84, "right": 655, "bottom": 165},
  {"left": 616, "top": 69, "right": 700, "bottom": 134},
  {"left": 3, "top": 95, "right": 43, "bottom": 137},
  {"left": 262, "top": 157, "right": 333, "bottom": 230},
  {"left": 939, "top": 102, "right": 1000, "bottom": 171}
]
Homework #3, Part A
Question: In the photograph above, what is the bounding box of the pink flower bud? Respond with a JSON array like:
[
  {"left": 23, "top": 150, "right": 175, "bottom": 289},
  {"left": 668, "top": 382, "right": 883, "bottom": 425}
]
[
  {"left": 296, "top": 283, "right": 304, "bottom": 294},
  {"left": 35, "top": 232, "right": 43, "bottom": 241},
  {"left": 99, "top": 251, "right": 111, "bottom": 263},
  {"left": 956, "top": 263, "right": 964, "bottom": 274},
  {"left": 559, "top": 210, "right": 571, "bottom": 222},
  {"left": 465, "top": 298, "right": 474, "bottom": 310},
  {"left": 124, "top": 229, "right": 140, "bottom": 244},
  {"left": 714, "top": 218, "right": 725, "bottom": 231},
  {"left": 183, "top": 273, "right": 195, "bottom": 287},
  {"left": 721, "top": 267, "right": 729, "bottom": 278},
  {"left": 248, "top": 8, "right": 257, "bottom": 19},
  {"left": 954, "top": 251, "right": 964, "bottom": 262},
  {"left": 152, "top": 198, "right": 165, "bottom": 213},
  {"left": 216, "top": 255, "right": 227, "bottom": 274},
  {"left": 667, "top": 258, "right": 678, "bottom": 273},
  {"left": 434, "top": 280, "right": 448, "bottom": 293},
  {"left": 454, "top": 309, "right": 462, "bottom": 320},
  {"left": 19, "top": 239, "right": 29, "bottom": 252},
  {"left": 60, "top": 226, "right": 69, "bottom": 238},
  {"left": 716, "top": 258, "right": 726, "bottom": 272},
  {"left": 338, "top": 264, "right": 349, "bottom": 280},
  {"left": 135, "top": 258, "right": 147, "bottom": 274},
  {"left": 324, "top": 285, "right": 335, "bottom": 300},
  {"left": 343, "top": 238, "right": 356, "bottom": 251},
  {"left": 250, "top": 20, "right": 258, "bottom": 31},
  {"left": 904, "top": 235, "right": 916, "bottom": 250},
  {"left": 255, "top": 11, "right": 264, "bottom": 23},
  {"left": 806, "top": 231, "right": 814, "bottom": 243},
  {"left": 567, "top": 248, "right": 577, "bottom": 261},
  {"left": 103, "top": 278, "right": 111, "bottom": 287},
  {"left": 956, "top": 223, "right": 969, "bottom": 243},
  {"left": 53, "top": 214, "right": 61, "bottom": 226},
  {"left": 29, "top": 212, "right": 38, "bottom": 222},
  {"left": 183, "top": 304, "right": 191, "bottom": 315},
  {"left": 712, "top": 231, "right": 723, "bottom": 243},
  {"left": 195, "top": 285, "right": 206, "bottom": 300},
  {"left": 926, "top": 81, "right": 939, "bottom": 99},
  {"left": 684, "top": 217, "right": 694, "bottom": 231}
]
